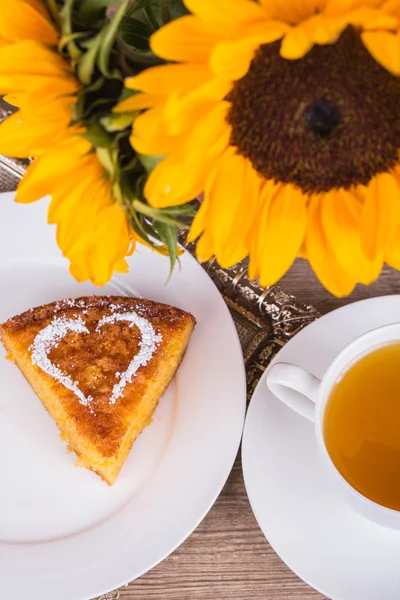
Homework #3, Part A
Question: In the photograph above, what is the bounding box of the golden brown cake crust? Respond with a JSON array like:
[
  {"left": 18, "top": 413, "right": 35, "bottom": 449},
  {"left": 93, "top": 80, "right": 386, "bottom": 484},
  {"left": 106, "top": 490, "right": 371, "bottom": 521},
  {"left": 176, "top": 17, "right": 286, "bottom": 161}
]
[{"left": 0, "top": 296, "right": 195, "bottom": 459}]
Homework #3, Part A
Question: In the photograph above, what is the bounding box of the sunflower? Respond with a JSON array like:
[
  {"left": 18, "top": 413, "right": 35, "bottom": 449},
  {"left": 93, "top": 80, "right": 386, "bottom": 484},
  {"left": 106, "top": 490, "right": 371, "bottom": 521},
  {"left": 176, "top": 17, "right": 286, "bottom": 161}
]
[
  {"left": 120, "top": 0, "right": 400, "bottom": 296},
  {"left": 0, "top": 0, "right": 133, "bottom": 285}
]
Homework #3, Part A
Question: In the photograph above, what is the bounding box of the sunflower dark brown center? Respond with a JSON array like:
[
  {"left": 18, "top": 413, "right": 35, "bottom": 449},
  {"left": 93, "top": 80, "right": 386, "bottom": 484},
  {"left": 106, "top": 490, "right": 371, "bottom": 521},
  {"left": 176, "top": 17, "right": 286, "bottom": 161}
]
[
  {"left": 304, "top": 101, "right": 341, "bottom": 137},
  {"left": 227, "top": 27, "right": 400, "bottom": 193}
]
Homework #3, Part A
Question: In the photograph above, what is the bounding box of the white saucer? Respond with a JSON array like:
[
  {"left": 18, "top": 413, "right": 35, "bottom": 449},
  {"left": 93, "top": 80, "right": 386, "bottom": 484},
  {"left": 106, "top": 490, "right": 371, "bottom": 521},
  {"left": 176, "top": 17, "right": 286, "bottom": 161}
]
[
  {"left": 0, "top": 193, "right": 246, "bottom": 600},
  {"left": 242, "top": 297, "right": 400, "bottom": 600}
]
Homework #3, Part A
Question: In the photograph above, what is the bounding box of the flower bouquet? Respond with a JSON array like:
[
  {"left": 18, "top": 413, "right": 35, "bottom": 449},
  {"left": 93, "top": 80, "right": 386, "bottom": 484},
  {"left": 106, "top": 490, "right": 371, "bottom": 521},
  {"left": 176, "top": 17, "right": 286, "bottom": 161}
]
[{"left": 1, "top": 0, "right": 400, "bottom": 296}]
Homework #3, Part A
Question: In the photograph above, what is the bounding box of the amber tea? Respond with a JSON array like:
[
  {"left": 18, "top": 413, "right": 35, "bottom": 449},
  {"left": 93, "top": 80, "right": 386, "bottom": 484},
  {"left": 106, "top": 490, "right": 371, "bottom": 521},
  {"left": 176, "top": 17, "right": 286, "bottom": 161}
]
[{"left": 324, "top": 343, "right": 400, "bottom": 511}]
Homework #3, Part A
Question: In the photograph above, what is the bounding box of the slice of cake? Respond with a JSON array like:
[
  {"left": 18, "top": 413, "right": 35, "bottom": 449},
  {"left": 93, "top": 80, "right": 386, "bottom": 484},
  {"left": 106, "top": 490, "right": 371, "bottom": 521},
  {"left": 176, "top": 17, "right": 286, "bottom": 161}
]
[{"left": 0, "top": 296, "right": 195, "bottom": 484}]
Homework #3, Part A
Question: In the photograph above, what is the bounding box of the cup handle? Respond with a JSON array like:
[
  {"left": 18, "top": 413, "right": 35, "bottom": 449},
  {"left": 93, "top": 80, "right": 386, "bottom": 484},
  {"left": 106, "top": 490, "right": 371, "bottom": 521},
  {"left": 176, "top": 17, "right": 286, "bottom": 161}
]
[{"left": 266, "top": 362, "right": 321, "bottom": 422}]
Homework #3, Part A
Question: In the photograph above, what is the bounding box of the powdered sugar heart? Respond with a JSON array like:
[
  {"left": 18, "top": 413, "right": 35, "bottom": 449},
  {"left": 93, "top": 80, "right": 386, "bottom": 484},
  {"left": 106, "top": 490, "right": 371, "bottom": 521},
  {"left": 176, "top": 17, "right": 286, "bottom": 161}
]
[{"left": 30, "top": 312, "right": 162, "bottom": 408}]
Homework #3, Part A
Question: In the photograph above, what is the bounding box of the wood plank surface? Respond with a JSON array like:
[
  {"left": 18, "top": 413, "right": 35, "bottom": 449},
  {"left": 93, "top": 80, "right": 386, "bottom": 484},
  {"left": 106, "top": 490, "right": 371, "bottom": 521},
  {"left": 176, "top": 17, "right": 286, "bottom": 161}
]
[{"left": 121, "top": 261, "right": 400, "bottom": 600}]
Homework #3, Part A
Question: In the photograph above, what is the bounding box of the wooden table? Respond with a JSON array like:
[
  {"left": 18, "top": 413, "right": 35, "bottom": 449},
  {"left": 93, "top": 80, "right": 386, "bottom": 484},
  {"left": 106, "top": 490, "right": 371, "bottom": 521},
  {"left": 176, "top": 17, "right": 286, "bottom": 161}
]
[{"left": 120, "top": 261, "right": 400, "bottom": 600}]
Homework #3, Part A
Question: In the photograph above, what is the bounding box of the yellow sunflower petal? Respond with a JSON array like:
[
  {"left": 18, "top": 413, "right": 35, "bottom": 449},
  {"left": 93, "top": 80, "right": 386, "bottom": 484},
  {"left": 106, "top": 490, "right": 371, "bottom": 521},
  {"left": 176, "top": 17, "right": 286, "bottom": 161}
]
[
  {"left": 58, "top": 182, "right": 113, "bottom": 256},
  {"left": 69, "top": 262, "right": 89, "bottom": 283},
  {"left": 50, "top": 168, "right": 99, "bottom": 226},
  {"left": 248, "top": 179, "right": 280, "bottom": 282},
  {"left": 114, "top": 258, "right": 130, "bottom": 274},
  {"left": 131, "top": 106, "right": 184, "bottom": 155},
  {"left": 385, "top": 227, "right": 400, "bottom": 269},
  {"left": 124, "top": 63, "right": 212, "bottom": 95},
  {"left": 54, "top": 181, "right": 102, "bottom": 254},
  {"left": 0, "top": 1, "right": 58, "bottom": 46},
  {"left": 196, "top": 229, "right": 215, "bottom": 263},
  {"left": 281, "top": 14, "right": 346, "bottom": 59},
  {"left": 21, "top": 93, "right": 75, "bottom": 123},
  {"left": 2, "top": 93, "right": 23, "bottom": 107},
  {"left": 381, "top": 0, "right": 400, "bottom": 19},
  {"left": 51, "top": 178, "right": 104, "bottom": 235},
  {"left": 24, "top": 0, "right": 50, "bottom": 18},
  {"left": 187, "top": 196, "right": 210, "bottom": 242},
  {"left": 84, "top": 203, "right": 131, "bottom": 286},
  {"left": 61, "top": 137, "right": 92, "bottom": 156},
  {"left": 150, "top": 16, "right": 220, "bottom": 63},
  {"left": 145, "top": 102, "right": 231, "bottom": 208},
  {"left": 48, "top": 154, "right": 132, "bottom": 287},
  {"left": 217, "top": 239, "right": 249, "bottom": 268},
  {"left": 0, "top": 41, "right": 75, "bottom": 93},
  {"left": 114, "top": 92, "right": 161, "bottom": 112},
  {"left": 205, "top": 147, "right": 263, "bottom": 268},
  {"left": 16, "top": 142, "right": 93, "bottom": 204},
  {"left": 46, "top": 154, "right": 101, "bottom": 216},
  {"left": 145, "top": 152, "right": 203, "bottom": 208},
  {"left": 306, "top": 196, "right": 356, "bottom": 297},
  {"left": 259, "top": 0, "right": 324, "bottom": 23},
  {"left": 325, "top": 0, "right": 381, "bottom": 11},
  {"left": 0, "top": 73, "right": 70, "bottom": 94},
  {"left": 255, "top": 184, "right": 307, "bottom": 287},
  {"left": 0, "top": 40, "right": 68, "bottom": 75},
  {"left": 347, "top": 8, "right": 398, "bottom": 29},
  {"left": 360, "top": 172, "right": 400, "bottom": 260},
  {"left": 322, "top": 189, "right": 383, "bottom": 285},
  {"left": 247, "top": 256, "right": 259, "bottom": 281},
  {"left": 15, "top": 152, "right": 80, "bottom": 204},
  {"left": 362, "top": 31, "right": 400, "bottom": 75},
  {"left": 24, "top": 0, "right": 51, "bottom": 21},
  {"left": 0, "top": 111, "right": 72, "bottom": 157},
  {"left": 305, "top": 15, "right": 347, "bottom": 45},
  {"left": 163, "top": 78, "right": 233, "bottom": 137},
  {"left": 185, "top": 0, "right": 269, "bottom": 33},
  {"left": 15, "top": 159, "right": 46, "bottom": 204},
  {"left": 210, "top": 24, "right": 287, "bottom": 80},
  {"left": 3, "top": 79, "right": 79, "bottom": 112},
  {"left": 280, "top": 26, "right": 314, "bottom": 59}
]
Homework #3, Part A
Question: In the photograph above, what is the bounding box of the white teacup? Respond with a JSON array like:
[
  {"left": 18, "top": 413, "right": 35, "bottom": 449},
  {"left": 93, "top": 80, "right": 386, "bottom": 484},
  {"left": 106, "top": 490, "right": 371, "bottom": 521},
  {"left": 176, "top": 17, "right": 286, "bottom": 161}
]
[{"left": 267, "top": 323, "right": 400, "bottom": 530}]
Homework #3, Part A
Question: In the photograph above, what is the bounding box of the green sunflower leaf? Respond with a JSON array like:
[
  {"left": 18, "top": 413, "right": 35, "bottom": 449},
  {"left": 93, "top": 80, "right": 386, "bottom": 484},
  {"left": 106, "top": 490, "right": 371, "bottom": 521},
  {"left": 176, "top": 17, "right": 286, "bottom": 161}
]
[
  {"left": 142, "top": 2, "right": 163, "bottom": 31},
  {"left": 154, "top": 221, "right": 179, "bottom": 277},
  {"left": 120, "top": 16, "right": 151, "bottom": 50},
  {"left": 167, "top": 0, "right": 190, "bottom": 20},
  {"left": 137, "top": 151, "right": 165, "bottom": 173},
  {"left": 128, "top": 210, "right": 164, "bottom": 253},
  {"left": 129, "top": 213, "right": 153, "bottom": 242},
  {"left": 44, "top": 0, "right": 61, "bottom": 25},
  {"left": 119, "top": 87, "right": 138, "bottom": 102},
  {"left": 59, "top": 32, "right": 88, "bottom": 53},
  {"left": 81, "top": 122, "right": 113, "bottom": 148},
  {"left": 120, "top": 155, "right": 139, "bottom": 173},
  {"left": 100, "top": 111, "right": 136, "bottom": 132},
  {"left": 97, "top": 0, "right": 129, "bottom": 78},
  {"left": 77, "top": 36, "right": 102, "bottom": 85},
  {"left": 133, "top": 200, "right": 186, "bottom": 227},
  {"left": 97, "top": 147, "right": 119, "bottom": 181},
  {"left": 158, "top": 204, "right": 197, "bottom": 217},
  {"left": 126, "top": 0, "right": 157, "bottom": 17},
  {"left": 59, "top": 0, "right": 81, "bottom": 59}
]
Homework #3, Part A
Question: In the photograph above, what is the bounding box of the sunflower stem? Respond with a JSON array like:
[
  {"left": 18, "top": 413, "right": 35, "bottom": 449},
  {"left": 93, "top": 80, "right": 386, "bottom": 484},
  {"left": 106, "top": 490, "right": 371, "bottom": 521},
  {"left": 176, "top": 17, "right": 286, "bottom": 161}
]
[
  {"left": 60, "top": 0, "right": 81, "bottom": 60},
  {"left": 132, "top": 199, "right": 186, "bottom": 227},
  {"left": 45, "top": 0, "right": 61, "bottom": 25}
]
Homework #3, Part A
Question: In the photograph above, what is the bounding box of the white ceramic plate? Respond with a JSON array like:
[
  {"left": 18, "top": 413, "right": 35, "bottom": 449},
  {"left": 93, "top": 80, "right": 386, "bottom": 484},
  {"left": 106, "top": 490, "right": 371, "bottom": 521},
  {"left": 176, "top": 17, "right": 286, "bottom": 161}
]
[
  {"left": 242, "top": 296, "right": 400, "bottom": 600},
  {"left": 0, "top": 192, "right": 246, "bottom": 600}
]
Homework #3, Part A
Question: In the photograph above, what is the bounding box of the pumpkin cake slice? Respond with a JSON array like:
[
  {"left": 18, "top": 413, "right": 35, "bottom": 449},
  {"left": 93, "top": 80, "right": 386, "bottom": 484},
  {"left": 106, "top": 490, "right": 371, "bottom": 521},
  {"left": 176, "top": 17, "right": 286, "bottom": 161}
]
[{"left": 0, "top": 296, "right": 195, "bottom": 485}]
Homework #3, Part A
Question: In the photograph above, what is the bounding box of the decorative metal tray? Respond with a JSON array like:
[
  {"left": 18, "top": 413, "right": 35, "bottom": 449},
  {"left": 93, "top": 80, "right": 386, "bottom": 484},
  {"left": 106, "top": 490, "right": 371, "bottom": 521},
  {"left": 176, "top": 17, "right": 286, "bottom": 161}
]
[{"left": 0, "top": 98, "right": 319, "bottom": 599}]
